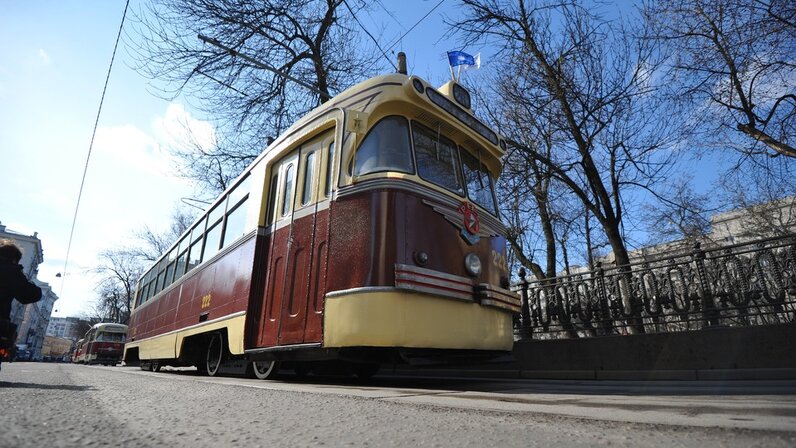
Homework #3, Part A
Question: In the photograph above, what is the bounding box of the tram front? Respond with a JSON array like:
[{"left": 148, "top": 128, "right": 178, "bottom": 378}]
[{"left": 322, "top": 75, "right": 520, "bottom": 363}]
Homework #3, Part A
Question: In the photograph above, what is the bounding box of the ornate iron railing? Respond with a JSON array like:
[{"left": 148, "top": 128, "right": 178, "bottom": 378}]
[{"left": 513, "top": 234, "right": 796, "bottom": 339}]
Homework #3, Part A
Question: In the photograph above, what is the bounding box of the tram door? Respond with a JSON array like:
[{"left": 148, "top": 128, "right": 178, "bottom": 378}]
[{"left": 260, "top": 129, "right": 333, "bottom": 347}]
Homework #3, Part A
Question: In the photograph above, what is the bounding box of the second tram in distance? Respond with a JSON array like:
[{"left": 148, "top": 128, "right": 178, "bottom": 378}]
[
  {"left": 73, "top": 323, "right": 128, "bottom": 366},
  {"left": 123, "top": 58, "right": 520, "bottom": 378}
]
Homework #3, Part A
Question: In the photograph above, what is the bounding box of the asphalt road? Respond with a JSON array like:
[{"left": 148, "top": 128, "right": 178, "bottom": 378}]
[{"left": 1, "top": 362, "right": 794, "bottom": 447}]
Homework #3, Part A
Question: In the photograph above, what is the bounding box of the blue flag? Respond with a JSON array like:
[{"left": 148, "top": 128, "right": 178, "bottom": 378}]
[{"left": 447, "top": 50, "right": 476, "bottom": 67}]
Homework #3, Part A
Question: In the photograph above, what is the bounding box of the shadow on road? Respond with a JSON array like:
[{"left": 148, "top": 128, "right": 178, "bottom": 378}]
[{"left": 0, "top": 381, "right": 94, "bottom": 391}]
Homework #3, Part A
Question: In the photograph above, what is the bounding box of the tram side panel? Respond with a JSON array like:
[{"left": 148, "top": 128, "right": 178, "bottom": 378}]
[
  {"left": 277, "top": 208, "right": 317, "bottom": 345},
  {"left": 127, "top": 236, "right": 257, "bottom": 362}
]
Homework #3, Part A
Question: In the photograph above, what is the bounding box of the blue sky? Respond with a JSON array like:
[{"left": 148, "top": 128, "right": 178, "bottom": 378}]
[{"left": 0, "top": 1, "right": 475, "bottom": 317}]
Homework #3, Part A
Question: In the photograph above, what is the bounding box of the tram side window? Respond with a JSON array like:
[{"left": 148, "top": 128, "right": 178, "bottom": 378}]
[
  {"left": 352, "top": 116, "right": 414, "bottom": 176},
  {"left": 324, "top": 141, "right": 334, "bottom": 197},
  {"left": 412, "top": 122, "right": 464, "bottom": 195},
  {"left": 186, "top": 218, "right": 207, "bottom": 273},
  {"left": 301, "top": 151, "right": 316, "bottom": 206},
  {"left": 204, "top": 219, "right": 223, "bottom": 261},
  {"left": 174, "top": 236, "right": 189, "bottom": 282},
  {"left": 223, "top": 199, "right": 248, "bottom": 247},
  {"left": 222, "top": 175, "right": 250, "bottom": 247},
  {"left": 164, "top": 248, "right": 177, "bottom": 287},
  {"left": 461, "top": 149, "right": 498, "bottom": 215},
  {"left": 266, "top": 173, "right": 279, "bottom": 224},
  {"left": 143, "top": 271, "right": 154, "bottom": 302},
  {"left": 154, "top": 259, "right": 167, "bottom": 295},
  {"left": 282, "top": 163, "right": 296, "bottom": 217},
  {"left": 204, "top": 201, "right": 225, "bottom": 261}
]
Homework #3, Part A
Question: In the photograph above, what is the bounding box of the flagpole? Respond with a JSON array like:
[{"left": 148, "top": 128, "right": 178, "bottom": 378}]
[{"left": 449, "top": 64, "right": 455, "bottom": 82}]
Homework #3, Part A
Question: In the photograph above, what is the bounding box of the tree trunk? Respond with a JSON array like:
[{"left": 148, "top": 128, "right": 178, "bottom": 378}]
[{"left": 603, "top": 220, "right": 645, "bottom": 334}]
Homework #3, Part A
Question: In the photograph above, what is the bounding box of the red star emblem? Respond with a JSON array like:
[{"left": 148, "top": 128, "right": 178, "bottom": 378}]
[{"left": 458, "top": 202, "right": 480, "bottom": 235}]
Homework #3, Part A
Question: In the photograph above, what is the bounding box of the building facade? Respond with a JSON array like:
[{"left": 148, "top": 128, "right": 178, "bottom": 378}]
[{"left": 46, "top": 316, "right": 87, "bottom": 341}]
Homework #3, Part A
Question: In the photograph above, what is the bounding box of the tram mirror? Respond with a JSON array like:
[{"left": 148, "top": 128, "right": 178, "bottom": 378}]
[{"left": 345, "top": 110, "right": 369, "bottom": 134}]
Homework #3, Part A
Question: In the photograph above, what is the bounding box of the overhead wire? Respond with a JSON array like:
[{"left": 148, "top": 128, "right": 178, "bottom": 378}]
[
  {"left": 359, "top": 0, "right": 446, "bottom": 75},
  {"left": 60, "top": 0, "right": 131, "bottom": 298},
  {"left": 385, "top": 0, "right": 445, "bottom": 53},
  {"left": 341, "top": 0, "right": 397, "bottom": 71}
]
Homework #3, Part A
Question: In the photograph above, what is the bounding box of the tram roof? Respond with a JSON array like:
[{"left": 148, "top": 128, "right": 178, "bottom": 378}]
[
  {"left": 255, "top": 73, "right": 505, "bottom": 166},
  {"left": 91, "top": 322, "right": 128, "bottom": 331}
]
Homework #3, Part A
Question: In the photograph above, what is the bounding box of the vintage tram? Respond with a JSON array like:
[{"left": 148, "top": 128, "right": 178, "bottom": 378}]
[
  {"left": 123, "top": 64, "right": 520, "bottom": 378},
  {"left": 71, "top": 338, "right": 86, "bottom": 364},
  {"left": 80, "top": 323, "right": 127, "bottom": 365}
]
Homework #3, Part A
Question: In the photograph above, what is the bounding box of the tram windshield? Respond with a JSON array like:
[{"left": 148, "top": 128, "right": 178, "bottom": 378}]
[
  {"left": 353, "top": 116, "right": 414, "bottom": 176},
  {"left": 96, "top": 332, "right": 126, "bottom": 343},
  {"left": 352, "top": 115, "right": 499, "bottom": 215}
]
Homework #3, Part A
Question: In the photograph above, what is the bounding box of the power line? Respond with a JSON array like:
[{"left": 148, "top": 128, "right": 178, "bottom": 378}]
[
  {"left": 360, "top": 0, "right": 446, "bottom": 75},
  {"left": 385, "top": 0, "right": 446, "bottom": 53},
  {"left": 60, "top": 0, "right": 130, "bottom": 298},
  {"left": 342, "top": 0, "right": 397, "bottom": 71}
]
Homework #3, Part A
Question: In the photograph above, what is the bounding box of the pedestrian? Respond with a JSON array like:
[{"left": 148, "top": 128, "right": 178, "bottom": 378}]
[{"left": 0, "top": 239, "right": 42, "bottom": 367}]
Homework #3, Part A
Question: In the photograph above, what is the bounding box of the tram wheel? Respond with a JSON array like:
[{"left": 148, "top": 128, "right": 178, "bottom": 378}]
[
  {"left": 206, "top": 333, "right": 224, "bottom": 377},
  {"left": 150, "top": 360, "right": 161, "bottom": 372},
  {"left": 251, "top": 360, "right": 280, "bottom": 380}
]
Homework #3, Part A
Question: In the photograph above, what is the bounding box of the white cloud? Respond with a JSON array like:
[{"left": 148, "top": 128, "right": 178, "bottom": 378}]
[
  {"left": 38, "top": 49, "right": 51, "bottom": 65},
  {"left": 94, "top": 124, "right": 175, "bottom": 176},
  {"left": 153, "top": 103, "right": 217, "bottom": 156}
]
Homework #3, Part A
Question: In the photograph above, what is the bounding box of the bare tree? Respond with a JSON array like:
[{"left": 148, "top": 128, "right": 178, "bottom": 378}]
[
  {"left": 69, "top": 318, "right": 94, "bottom": 342},
  {"left": 127, "top": 0, "right": 382, "bottom": 194},
  {"left": 453, "top": 1, "right": 677, "bottom": 270},
  {"left": 644, "top": 0, "right": 796, "bottom": 158},
  {"left": 453, "top": 1, "right": 681, "bottom": 333},
  {"left": 642, "top": 175, "right": 715, "bottom": 245},
  {"left": 93, "top": 249, "right": 144, "bottom": 325},
  {"left": 129, "top": 206, "right": 196, "bottom": 262}
]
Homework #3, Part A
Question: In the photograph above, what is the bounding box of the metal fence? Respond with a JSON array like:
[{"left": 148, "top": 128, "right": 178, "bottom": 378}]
[{"left": 513, "top": 234, "right": 796, "bottom": 340}]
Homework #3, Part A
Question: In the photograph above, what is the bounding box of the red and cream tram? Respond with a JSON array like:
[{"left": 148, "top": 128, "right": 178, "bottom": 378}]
[
  {"left": 72, "top": 338, "right": 86, "bottom": 364},
  {"left": 123, "top": 63, "right": 520, "bottom": 378},
  {"left": 82, "top": 323, "right": 127, "bottom": 365}
]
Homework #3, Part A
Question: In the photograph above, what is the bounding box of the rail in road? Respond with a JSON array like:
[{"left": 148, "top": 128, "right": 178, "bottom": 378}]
[{"left": 110, "top": 365, "right": 796, "bottom": 433}]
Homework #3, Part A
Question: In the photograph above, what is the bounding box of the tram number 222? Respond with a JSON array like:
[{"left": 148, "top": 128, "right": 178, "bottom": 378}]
[
  {"left": 200, "top": 294, "right": 212, "bottom": 309},
  {"left": 491, "top": 249, "right": 508, "bottom": 272}
]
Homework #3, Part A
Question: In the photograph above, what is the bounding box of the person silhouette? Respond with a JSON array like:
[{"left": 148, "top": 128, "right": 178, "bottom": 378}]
[{"left": 0, "top": 240, "right": 42, "bottom": 367}]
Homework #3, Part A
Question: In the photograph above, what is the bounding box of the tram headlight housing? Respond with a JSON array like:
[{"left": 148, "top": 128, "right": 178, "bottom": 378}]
[
  {"left": 452, "top": 83, "right": 472, "bottom": 110},
  {"left": 464, "top": 253, "right": 482, "bottom": 277}
]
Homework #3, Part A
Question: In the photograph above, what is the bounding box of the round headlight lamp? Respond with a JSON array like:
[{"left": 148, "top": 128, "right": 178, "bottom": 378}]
[{"left": 464, "top": 253, "right": 482, "bottom": 277}]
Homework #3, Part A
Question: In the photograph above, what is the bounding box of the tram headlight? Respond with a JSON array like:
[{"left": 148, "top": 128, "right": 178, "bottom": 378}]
[
  {"left": 414, "top": 251, "right": 429, "bottom": 266},
  {"left": 464, "top": 253, "right": 482, "bottom": 277}
]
